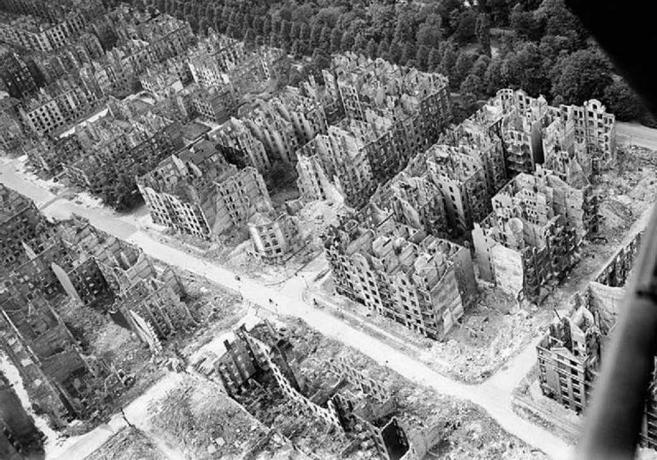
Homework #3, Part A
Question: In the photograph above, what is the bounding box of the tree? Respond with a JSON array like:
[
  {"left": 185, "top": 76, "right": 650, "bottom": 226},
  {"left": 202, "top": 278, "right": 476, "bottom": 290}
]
[
  {"left": 536, "top": 0, "right": 586, "bottom": 45},
  {"left": 602, "top": 80, "right": 642, "bottom": 121},
  {"left": 340, "top": 30, "right": 355, "bottom": 52},
  {"left": 428, "top": 48, "right": 442, "bottom": 71},
  {"left": 366, "top": 38, "right": 378, "bottom": 59},
  {"left": 393, "top": 14, "right": 415, "bottom": 44},
  {"left": 290, "top": 39, "right": 303, "bottom": 57},
  {"left": 416, "top": 14, "right": 443, "bottom": 48},
  {"left": 400, "top": 43, "right": 415, "bottom": 66},
  {"left": 319, "top": 26, "right": 332, "bottom": 52},
  {"left": 484, "top": 58, "right": 506, "bottom": 95},
  {"left": 262, "top": 16, "right": 272, "bottom": 37},
  {"left": 440, "top": 41, "right": 457, "bottom": 77},
  {"left": 475, "top": 13, "right": 492, "bottom": 56},
  {"left": 279, "top": 20, "right": 292, "bottom": 47},
  {"left": 415, "top": 45, "right": 430, "bottom": 70},
  {"left": 503, "top": 42, "right": 552, "bottom": 97},
  {"left": 354, "top": 34, "right": 367, "bottom": 54},
  {"left": 452, "top": 52, "right": 475, "bottom": 88},
  {"left": 377, "top": 39, "right": 390, "bottom": 61},
  {"left": 471, "top": 54, "right": 491, "bottom": 81},
  {"left": 460, "top": 74, "right": 483, "bottom": 96},
  {"left": 453, "top": 9, "right": 477, "bottom": 43},
  {"left": 389, "top": 42, "right": 403, "bottom": 64},
  {"left": 330, "top": 27, "right": 342, "bottom": 53},
  {"left": 310, "top": 23, "right": 323, "bottom": 49},
  {"left": 243, "top": 28, "right": 256, "bottom": 49},
  {"left": 550, "top": 48, "right": 613, "bottom": 105},
  {"left": 290, "top": 22, "right": 302, "bottom": 41},
  {"left": 311, "top": 48, "right": 331, "bottom": 73},
  {"left": 509, "top": 5, "right": 542, "bottom": 41}
]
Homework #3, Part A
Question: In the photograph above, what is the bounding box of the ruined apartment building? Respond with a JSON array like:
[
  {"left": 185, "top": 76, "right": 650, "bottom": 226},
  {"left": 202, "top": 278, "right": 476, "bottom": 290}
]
[
  {"left": 139, "top": 57, "right": 190, "bottom": 99},
  {"left": 200, "top": 321, "right": 411, "bottom": 460},
  {"left": 187, "top": 32, "right": 245, "bottom": 89},
  {"left": 240, "top": 102, "right": 299, "bottom": 165},
  {"left": 439, "top": 115, "right": 508, "bottom": 198},
  {"left": 296, "top": 121, "right": 377, "bottom": 208},
  {"left": 18, "top": 75, "right": 102, "bottom": 136},
  {"left": 209, "top": 117, "right": 271, "bottom": 173},
  {"left": 372, "top": 172, "right": 448, "bottom": 238},
  {"left": 187, "top": 84, "right": 238, "bottom": 125},
  {"left": 137, "top": 140, "right": 272, "bottom": 239},
  {"left": 30, "top": 32, "right": 105, "bottom": 84},
  {"left": 424, "top": 143, "right": 491, "bottom": 234},
  {"left": 0, "top": 9, "right": 86, "bottom": 52},
  {"left": 0, "top": 184, "right": 53, "bottom": 273},
  {"left": 491, "top": 89, "right": 616, "bottom": 179},
  {"left": 187, "top": 31, "right": 279, "bottom": 95},
  {"left": 61, "top": 103, "right": 183, "bottom": 210},
  {"left": 76, "top": 14, "right": 194, "bottom": 99},
  {"left": 0, "top": 49, "right": 39, "bottom": 99},
  {"left": 534, "top": 232, "right": 657, "bottom": 446},
  {"left": 271, "top": 86, "right": 328, "bottom": 146},
  {"left": 473, "top": 167, "right": 586, "bottom": 302},
  {"left": 323, "top": 53, "right": 451, "bottom": 182},
  {"left": 0, "top": 0, "right": 101, "bottom": 23},
  {"left": 3, "top": 211, "right": 193, "bottom": 351},
  {"left": 1, "top": 371, "right": 43, "bottom": 460},
  {"left": 78, "top": 40, "right": 160, "bottom": 98},
  {"left": 323, "top": 215, "right": 477, "bottom": 340},
  {"left": 247, "top": 210, "right": 301, "bottom": 264},
  {"left": 0, "top": 292, "right": 113, "bottom": 424},
  {"left": 0, "top": 96, "right": 26, "bottom": 154}
]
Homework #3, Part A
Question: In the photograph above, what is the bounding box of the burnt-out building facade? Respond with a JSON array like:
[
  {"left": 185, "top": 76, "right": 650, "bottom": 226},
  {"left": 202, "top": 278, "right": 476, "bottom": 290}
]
[
  {"left": 535, "top": 232, "right": 657, "bottom": 446},
  {"left": 323, "top": 215, "right": 477, "bottom": 340},
  {"left": 0, "top": 184, "right": 53, "bottom": 274}
]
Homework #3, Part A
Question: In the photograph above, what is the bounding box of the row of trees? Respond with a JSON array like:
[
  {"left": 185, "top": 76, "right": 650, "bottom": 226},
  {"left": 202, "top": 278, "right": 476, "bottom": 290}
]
[{"left": 114, "top": 0, "right": 646, "bottom": 123}]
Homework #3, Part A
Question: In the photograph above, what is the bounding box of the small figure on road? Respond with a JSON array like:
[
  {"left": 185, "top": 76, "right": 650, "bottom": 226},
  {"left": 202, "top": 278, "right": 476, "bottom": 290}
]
[{"left": 235, "top": 275, "right": 241, "bottom": 281}]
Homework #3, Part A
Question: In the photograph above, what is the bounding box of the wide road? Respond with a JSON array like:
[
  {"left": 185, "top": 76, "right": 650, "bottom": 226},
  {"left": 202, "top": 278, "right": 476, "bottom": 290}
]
[
  {"left": 1, "top": 158, "right": 571, "bottom": 459},
  {"left": 617, "top": 122, "right": 657, "bottom": 150}
]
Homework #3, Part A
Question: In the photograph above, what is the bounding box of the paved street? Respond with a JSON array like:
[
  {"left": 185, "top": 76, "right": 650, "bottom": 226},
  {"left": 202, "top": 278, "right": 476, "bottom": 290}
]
[{"left": 1, "top": 158, "right": 572, "bottom": 459}]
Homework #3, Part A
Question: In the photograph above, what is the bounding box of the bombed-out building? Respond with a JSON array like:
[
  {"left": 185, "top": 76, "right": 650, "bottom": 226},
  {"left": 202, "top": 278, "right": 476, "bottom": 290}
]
[
  {"left": 187, "top": 84, "right": 238, "bottom": 125},
  {"left": 247, "top": 210, "right": 302, "bottom": 264},
  {"left": 194, "top": 320, "right": 411, "bottom": 460},
  {"left": 0, "top": 96, "right": 26, "bottom": 154},
  {"left": 535, "top": 232, "right": 657, "bottom": 446},
  {"left": 472, "top": 167, "right": 586, "bottom": 302},
  {"left": 18, "top": 75, "right": 102, "bottom": 136},
  {"left": 0, "top": 48, "right": 40, "bottom": 99},
  {"left": 187, "top": 32, "right": 245, "bottom": 89},
  {"left": 424, "top": 144, "right": 491, "bottom": 234},
  {"left": 0, "top": 292, "right": 118, "bottom": 425},
  {"left": 2, "top": 209, "right": 194, "bottom": 354},
  {"left": 61, "top": 101, "right": 183, "bottom": 210},
  {"left": 270, "top": 86, "right": 328, "bottom": 146},
  {"left": 0, "top": 184, "right": 53, "bottom": 274},
  {"left": 372, "top": 172, "right": 448, "bottom": 238},
  {"left": 296, "top": 122, "right": 377, "bottom": 208},
  {"left": 0, "top": 9, "right": 86, "bottom": 52},
  {"left": 240, "top": 102, "right": 300, "bottom": 165},
  {"left": 209, "top": 117, "right": 271, "bottom": 172},
  {"left": 137, "top": 141, "right": 272, "bottom": 239},
  {"left": 486, "top": 89, "right": 616, "bottom": 180},
  {"left": 323, "top": 215, "right": 477, "bottom": 340},
  {"left": 322, "top": 53, "right": 451, "bottom": 183}
]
